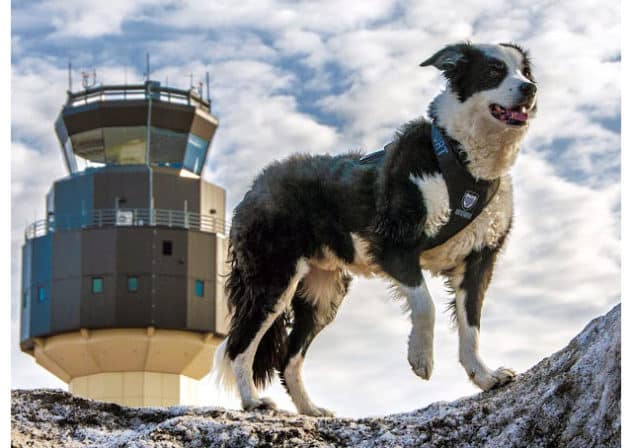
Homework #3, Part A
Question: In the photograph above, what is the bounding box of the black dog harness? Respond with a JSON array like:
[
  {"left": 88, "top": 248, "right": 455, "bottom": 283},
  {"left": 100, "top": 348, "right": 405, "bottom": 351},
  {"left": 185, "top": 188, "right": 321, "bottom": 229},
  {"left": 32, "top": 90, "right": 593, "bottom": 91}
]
[
  {"left": 423, "top": 126, "right": 500, "bottom": 249},
  {"left": 360, "top": 125, "right": 500, "bottom": 250}
]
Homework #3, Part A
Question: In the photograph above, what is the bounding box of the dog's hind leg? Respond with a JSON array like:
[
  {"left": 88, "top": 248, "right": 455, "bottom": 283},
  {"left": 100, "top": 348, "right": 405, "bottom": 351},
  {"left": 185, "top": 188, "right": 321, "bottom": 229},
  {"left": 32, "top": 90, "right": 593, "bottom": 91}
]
[
  {"left": 281, "top": 267, "right": 350, "bottom": 417},
  {"left": 229, "top": 258, "right": 309, "bottom": 411},
  {"left": 395, "top": 277, "right": 435, "bottom": 380},
  {"left": 449, "top": 247, "right": 516, "bottom": 391}
]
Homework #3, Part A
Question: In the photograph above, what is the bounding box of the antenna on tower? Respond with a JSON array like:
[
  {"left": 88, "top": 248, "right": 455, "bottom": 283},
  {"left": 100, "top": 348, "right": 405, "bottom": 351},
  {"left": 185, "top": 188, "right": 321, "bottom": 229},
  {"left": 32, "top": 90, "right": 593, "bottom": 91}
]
[
  {"left": 189, "top": 72, "right": 194, "bottom": 89},
  {"left": 68, "top": 60, "right": 73, "bottom": 92},
  {"left": 145, "top": 53, "right": 151, "bottom": 81},
  {"left": 205, "top": 71, "right": 210, "bottom": 104}
]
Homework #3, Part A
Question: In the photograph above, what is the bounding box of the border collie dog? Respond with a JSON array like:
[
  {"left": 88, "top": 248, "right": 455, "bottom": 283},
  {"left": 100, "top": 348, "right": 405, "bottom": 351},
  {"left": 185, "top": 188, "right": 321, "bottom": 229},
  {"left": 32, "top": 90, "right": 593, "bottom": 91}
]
[{"left": 214, "top": 42, "right": 537, "bottom": 416}]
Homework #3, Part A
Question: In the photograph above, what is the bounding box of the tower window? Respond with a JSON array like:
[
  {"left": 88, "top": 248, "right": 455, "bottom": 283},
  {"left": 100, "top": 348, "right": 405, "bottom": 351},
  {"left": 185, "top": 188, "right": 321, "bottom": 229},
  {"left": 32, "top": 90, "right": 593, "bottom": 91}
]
[
  {"left": 162, "top": 240, "right": 173, "bottom": 256},
  {"left": 38, "top": 287, "right": 45, "bottom": 303},
  {"left": 195, "top": 280, "right": 204, "bottom": 297},
  {"left": 127, "top": 276, "right": 138, "bottom": 292},
  {"left": 92, "top": 277, "right": 104, "bottom": 294}
]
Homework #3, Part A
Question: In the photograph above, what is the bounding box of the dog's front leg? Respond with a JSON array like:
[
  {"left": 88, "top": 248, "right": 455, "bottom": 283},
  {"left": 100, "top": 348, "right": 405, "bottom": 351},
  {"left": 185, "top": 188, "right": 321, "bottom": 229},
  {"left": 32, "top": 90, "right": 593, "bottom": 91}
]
[
  {"left": 450, "top": 249, "right": 516, "bottom": 391},
  {"left": 396, "top": 279, "right": 435, "bottom": 380}
]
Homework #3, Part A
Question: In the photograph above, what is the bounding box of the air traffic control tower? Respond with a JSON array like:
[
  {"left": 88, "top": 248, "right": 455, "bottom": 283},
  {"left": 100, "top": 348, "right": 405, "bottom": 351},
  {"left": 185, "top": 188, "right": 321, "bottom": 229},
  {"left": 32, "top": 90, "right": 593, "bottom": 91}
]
[{"left": 20, "top": 79, "right": 229, "bottom": 407}]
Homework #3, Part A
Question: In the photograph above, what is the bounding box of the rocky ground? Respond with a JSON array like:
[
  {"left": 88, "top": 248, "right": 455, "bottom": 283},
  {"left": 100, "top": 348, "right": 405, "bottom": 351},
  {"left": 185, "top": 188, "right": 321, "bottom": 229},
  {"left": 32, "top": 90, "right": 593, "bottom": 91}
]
[{"left": 12, "top": 304, "right": 620, "bottom": 448}]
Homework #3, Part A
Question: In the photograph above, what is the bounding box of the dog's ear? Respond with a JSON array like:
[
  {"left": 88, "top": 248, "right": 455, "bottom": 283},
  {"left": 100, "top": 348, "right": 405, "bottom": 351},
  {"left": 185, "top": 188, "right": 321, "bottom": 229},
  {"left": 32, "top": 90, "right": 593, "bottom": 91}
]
[{"left": 420, "top": 44, "right": 469, "bottom": 71}]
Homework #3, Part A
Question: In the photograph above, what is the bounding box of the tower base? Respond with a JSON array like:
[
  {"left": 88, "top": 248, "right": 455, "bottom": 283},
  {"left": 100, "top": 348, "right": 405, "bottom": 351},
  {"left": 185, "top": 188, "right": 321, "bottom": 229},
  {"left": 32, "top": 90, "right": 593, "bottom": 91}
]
[
  {"left": 23, "top": 327, "right": 224, "bottom": 407},
  {"left": 70, "top": 371, "right": 203, "bottom": 407}
]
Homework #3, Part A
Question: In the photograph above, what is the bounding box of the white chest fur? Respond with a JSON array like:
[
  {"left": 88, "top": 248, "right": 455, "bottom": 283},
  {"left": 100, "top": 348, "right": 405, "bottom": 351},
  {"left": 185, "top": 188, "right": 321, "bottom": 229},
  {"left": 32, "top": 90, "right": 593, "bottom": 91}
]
[
  {"left": 419, "top": 175, "right": 513, "bottom": 275},
  {"left": 409, "top": 173, "right": 451, "bottom": 238}
]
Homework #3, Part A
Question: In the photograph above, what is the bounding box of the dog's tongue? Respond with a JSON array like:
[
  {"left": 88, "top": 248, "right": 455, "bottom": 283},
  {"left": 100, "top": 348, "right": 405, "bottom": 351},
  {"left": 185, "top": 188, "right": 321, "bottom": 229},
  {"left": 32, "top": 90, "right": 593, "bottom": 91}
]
[{"left": 508, "top": 108, "right": 528, "bottom": 122}]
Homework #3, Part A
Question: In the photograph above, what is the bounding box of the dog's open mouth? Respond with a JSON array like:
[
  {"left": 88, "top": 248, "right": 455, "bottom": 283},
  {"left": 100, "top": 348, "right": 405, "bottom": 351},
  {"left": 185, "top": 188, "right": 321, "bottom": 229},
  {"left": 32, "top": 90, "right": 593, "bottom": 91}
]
[{"left": 489, "top": 103, "right": 529, "bottom": 126}]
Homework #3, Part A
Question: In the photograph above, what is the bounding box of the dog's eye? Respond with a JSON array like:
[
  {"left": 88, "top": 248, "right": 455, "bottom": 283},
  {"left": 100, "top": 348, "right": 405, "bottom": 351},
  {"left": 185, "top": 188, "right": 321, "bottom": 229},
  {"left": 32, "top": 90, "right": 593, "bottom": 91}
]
[
  {"left": 523, "top": 68, "right": 532, "bottom": 79},
  {"left": 488, "top": 68, "right": 501, "bottom": 78}
]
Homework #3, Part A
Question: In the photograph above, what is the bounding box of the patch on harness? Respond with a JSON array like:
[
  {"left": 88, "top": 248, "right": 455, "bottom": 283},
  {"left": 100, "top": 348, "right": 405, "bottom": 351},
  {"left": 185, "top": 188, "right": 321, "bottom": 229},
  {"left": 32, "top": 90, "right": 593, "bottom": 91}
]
[
  {"left": 454, "top": 191, "right": 479, "bottom": 219},
  {"left": 460, "top": 190, "right": 479, "bottom": 212}
]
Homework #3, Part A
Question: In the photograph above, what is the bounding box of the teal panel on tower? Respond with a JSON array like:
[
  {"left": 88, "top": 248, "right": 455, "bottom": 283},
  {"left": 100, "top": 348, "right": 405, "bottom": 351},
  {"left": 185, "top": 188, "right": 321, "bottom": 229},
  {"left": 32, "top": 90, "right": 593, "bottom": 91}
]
[
  {"left": 53, "top": 172, "right": 94, "bottom": 230},
  {"left": 20, "top": 243, "right": 32, "bottom": 342},
  {"left": 184, "top": 134, "right": 209, "bottom": 174},
  {"left": 29, "top": 235, "right": 52, "bottom": 338}
]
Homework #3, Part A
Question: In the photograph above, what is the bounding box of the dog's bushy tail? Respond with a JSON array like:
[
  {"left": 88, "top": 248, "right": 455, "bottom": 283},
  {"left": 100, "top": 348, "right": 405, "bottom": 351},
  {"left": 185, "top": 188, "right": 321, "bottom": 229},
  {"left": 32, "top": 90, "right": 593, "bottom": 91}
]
[
  {"left": 212, "top": 338, "right": 236, "bottom": 393},
  {"left": 216, "top": 242, "right": 289, "bottom": 391}
]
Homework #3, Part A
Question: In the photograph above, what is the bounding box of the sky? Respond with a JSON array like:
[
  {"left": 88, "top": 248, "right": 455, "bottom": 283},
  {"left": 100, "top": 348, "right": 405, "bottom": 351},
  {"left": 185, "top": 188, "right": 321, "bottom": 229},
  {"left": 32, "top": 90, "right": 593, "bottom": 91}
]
[{"left": 10, "top": 0, "right": 620, "bottom": 418}]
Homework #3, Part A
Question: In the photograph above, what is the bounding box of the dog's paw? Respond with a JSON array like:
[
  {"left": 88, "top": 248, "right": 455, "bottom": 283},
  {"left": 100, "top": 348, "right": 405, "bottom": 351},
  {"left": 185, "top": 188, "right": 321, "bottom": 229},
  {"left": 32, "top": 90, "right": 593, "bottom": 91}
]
[
  {"left": 243, "top": 397, "right": 277, "bottom": 411},
  {"left": 489, "top": 367, "right": 516, "bottom": 389},
  {"left": 300, "top": 405, "right": 335, "bottom": 418},
  {"left": 472, "top": 367, "right": 516, "bottom": 391},
  {"left": 408, "top": 333, "right": 434, "bottom": 380},
  {"left": 408, "top": 347, "right": 433, "bottom": 380}
]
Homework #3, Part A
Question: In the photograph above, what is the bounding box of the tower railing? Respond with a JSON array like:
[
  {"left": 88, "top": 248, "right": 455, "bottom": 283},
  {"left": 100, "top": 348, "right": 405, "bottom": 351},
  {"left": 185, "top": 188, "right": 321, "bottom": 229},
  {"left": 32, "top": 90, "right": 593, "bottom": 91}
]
[
  {"left": 66, "top": 84, "right": 211, "bottom": 113},
  {"left": 24, "top": 208, "right": 230, "bottom": 240}
]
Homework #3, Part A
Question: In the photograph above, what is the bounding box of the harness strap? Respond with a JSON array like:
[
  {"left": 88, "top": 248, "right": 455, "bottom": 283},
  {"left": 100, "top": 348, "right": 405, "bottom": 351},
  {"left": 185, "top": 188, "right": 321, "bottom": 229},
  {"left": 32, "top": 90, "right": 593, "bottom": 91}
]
[
  {"left": 358, "top": 142, "right": 395, "bottom": 166},
  {"left": 422, "top": 126, "right": 500, "bottom": 249}
]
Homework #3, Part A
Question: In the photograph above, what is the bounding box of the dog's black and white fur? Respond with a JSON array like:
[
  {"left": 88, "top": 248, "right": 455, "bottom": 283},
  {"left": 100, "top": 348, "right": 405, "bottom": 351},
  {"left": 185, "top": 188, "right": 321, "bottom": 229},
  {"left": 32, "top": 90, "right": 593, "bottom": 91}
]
[{"left": 213, "top": 42, "right": 537, "bottom": 416}]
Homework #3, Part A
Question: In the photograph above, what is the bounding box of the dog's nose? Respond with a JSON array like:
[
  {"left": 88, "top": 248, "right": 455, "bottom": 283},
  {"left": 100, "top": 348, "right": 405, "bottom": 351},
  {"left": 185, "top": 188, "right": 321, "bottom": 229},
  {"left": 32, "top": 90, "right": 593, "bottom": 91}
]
[{"left": 520, "top": 82, "right": 537, "bottom": 98}]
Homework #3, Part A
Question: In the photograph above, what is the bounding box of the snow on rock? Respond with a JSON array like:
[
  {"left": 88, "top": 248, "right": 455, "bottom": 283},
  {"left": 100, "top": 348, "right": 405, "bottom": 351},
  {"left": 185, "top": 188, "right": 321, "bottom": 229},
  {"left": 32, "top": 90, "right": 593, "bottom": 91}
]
[{"left": 12, "top": 304, "right": 620, "bottom": 447}]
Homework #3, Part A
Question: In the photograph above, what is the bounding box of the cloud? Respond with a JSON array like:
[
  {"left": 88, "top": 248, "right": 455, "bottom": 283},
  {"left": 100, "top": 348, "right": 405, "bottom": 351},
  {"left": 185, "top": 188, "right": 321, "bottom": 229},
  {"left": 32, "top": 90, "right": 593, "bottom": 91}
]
[
  {"left": 149, "top": 0, "right": 398, "bottom": 34},
  {"left": 149, "top": 32, "right": 279, "bottom": 68},
  {"left": 13, "top": 0, "right": 164, "bottom": 38},
  {"left": 12, "top": 58, "right": 69, "bottom": 147},
  {"left": 274, "top": 29, "right": 327, "bottom": 67},
  {"left": 486, "top": 150, "right": 620, "bottom": 350},
  {"left": 12, "top": 0, "right": 399, "bottom": 39}
]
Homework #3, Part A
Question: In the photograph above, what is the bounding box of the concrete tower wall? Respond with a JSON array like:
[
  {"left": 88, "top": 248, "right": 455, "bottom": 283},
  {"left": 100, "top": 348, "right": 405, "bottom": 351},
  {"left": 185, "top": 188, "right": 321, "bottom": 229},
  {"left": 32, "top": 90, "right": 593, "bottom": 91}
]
[
  {"left": 51, "top": 165, "right": 226, "bottom": 217},
  {"left": 201, "top": 180, "right": 226, "bottom": 222},
  {"left": 152, "top": 168, "right": 200, "bottom": 212},
  {"left": 50, "top": 230, "right": 82, "bottom": 333},
  {"left": 27, "top": 235, "right": 52, "bottom": 339},
  {"left": 93, "top": 169, "right": 150, "bottom": 210}
]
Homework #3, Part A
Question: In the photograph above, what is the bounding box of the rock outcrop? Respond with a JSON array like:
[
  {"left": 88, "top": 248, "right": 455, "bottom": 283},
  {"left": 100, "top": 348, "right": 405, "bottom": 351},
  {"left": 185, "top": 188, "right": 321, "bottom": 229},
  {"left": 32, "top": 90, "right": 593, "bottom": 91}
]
[{"left": 12, "top": 304, "right": 620, "bottom": 447}]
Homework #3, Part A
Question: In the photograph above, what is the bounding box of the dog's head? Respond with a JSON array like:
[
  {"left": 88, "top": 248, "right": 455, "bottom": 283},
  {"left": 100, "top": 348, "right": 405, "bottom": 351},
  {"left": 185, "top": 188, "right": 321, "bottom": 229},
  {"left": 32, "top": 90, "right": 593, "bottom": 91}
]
[
  {"left": 422, "top": 42, "right": 537, "bottom": 127},
  {"left": 423, "top": 42, "right": 537, "bottom": 179}
]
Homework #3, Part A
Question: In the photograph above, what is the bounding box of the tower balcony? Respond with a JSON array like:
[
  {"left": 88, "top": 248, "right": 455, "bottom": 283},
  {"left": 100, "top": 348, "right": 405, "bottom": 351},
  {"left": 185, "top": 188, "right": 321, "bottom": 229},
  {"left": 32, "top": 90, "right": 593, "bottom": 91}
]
[{"left": 25, "top": 207, "right": 230, "bottom": 240}]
